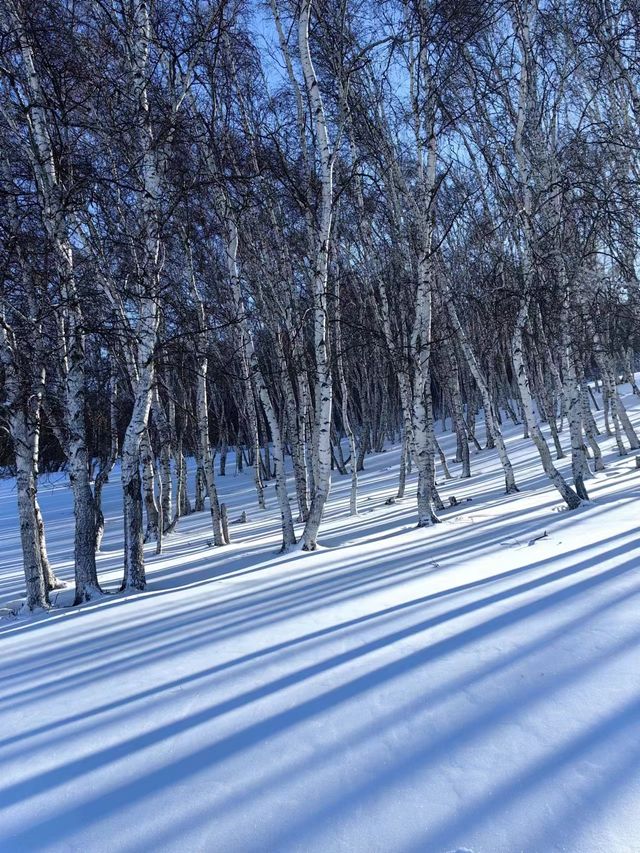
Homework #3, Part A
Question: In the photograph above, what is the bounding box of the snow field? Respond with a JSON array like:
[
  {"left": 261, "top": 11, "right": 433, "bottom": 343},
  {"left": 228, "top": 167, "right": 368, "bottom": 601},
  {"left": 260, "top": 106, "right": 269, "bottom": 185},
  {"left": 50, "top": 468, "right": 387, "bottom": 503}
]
[{"left": 0, "top": 387, "right": 639, "bottom": 852}]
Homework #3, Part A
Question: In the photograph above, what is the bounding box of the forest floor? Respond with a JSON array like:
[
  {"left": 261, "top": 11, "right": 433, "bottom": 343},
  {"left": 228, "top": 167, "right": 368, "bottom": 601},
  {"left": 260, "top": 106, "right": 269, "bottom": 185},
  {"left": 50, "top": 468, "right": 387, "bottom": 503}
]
[{"left": 1, "top": 386, "right": 639, "bottom": 853}]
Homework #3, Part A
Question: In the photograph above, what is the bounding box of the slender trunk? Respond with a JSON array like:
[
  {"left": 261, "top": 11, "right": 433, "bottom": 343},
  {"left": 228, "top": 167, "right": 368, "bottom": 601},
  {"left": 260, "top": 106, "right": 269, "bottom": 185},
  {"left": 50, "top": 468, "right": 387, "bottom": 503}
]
[
  {"left": 196, "top": 357, "right": 226, "bottom": 545},
  {"left": 299, "top": 0, "right": 334, "bottom": 550},
  {"left": 155, "top": 458, "right": 163, "bottom": 554},
  {"left": 396, "top": 433, "right": 408, "bottom": 499},
  {"left": 332, "top": 434, "right": 348, "bottom": 475},
  {"left": 248, "top": 393, "right": 266, "bottom": 509},
  {"left": 121, "top": 346, "right": 155, "bottom": 590},
  {"left": 616, "top": 389, "right": 640, "bottom": 449},
  {"left": 194, "top": 465, "right": 206, "bottom": 512},
  {"left": 596, "top": 358, "right": 628, "bottom": 454},
  {"left": 140, "top": 429, "right": 159, "bottom": 542},
  {"left": 95, "top": 369, "right": 119, "bottom": 551},
  {"left": 335, "top": 301, "right": 358, "bottom": 514},
  {"left": 623, "top": 348, "right": 639, "bottom": 394},
  {"left": 602, "top": 387, "right": 615, "bottom": 439},
  {"left": 31, "top": 365, "right": 64, "bottom": 591},
  {"left": 579, "top": 376, "right": 604, "bottom": 471},
  {"left": 122, "top": 460, "right": 145, "bottom": 590},
  {"left": 512, "top": 311, "right": 581, "bottom": 509},
  {"left": 69, "top": 458, "right": 100, "bottom": 604},
  {"left": 427, "top": 388, "right": 444, "bottom": 511},
  {"left": 151, "top": 388, "right": 173, "bottom": 529},
  {"left": 562, "top": 343, "right": 591, "bottom": 500},
  {"left": 435, "top": 438, "right": 453, "bottom": 480},
  {"left": 35, "top": 498, "right": 63, "bottom": 591},
  {"left": 14, "top": 412, "right": 49, "bottom": 610},
  {"left": 448, "top": 361, "right": 471, "bottom": 478},
  {"left": 176, "top": 440, "right": 191, "bottom": 518},
  {"left": 284, "top": 369, "right": 309, "bottom": 521}
]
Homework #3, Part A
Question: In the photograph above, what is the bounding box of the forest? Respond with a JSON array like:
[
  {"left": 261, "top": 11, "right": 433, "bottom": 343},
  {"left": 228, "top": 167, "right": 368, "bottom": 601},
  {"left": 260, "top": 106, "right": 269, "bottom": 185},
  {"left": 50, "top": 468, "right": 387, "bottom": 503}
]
[
  {"left": 1, "top": 0, "right": 638, "bottom": 611},
  {"left": 2, "top": 1, "right": 640, "bottom": 851}
]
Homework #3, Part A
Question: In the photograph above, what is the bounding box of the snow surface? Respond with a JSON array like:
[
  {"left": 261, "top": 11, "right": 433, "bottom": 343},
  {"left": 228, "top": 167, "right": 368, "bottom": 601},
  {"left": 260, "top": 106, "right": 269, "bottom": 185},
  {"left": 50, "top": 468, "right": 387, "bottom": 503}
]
[{"left": 1, "top": 388, "right": 640, "bottom": 852}]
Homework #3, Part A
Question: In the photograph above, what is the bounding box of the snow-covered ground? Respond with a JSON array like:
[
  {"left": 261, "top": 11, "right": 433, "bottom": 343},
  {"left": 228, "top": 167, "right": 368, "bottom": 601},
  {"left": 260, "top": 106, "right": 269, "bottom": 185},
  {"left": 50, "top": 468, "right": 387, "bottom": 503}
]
[{"left": 1, "top": 388, "right": 639, "bottom": 853}]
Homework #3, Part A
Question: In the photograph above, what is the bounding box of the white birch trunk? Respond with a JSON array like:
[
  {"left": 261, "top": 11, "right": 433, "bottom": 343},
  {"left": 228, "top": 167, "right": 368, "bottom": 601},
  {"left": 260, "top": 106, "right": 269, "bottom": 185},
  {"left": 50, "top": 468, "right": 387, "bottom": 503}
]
[
  {"left": 151, "top": 388, "right": 173, "bottom": 529},
  {"left": 140, "top": 429, "right": 159, "bottom": 543},
  {"left": 94, "top": 368, "right": 118, "bottom": 552},
  {"left": 14, "top": 412, "right": 49, "bottom": 611},
  {"left": 121, "top": 309, "right": 156, "bottom": 591},
  {"left": 298, "top": 0, "right": 334, "bottom": 550},
  {"left": 247, "top": 390, "right": 266, "bottom": 510},
  {"left": 562, "top": 340, "right": 592, "bottom": 500},
  {"left": 283, "top": 370, "right": 309, "bottom": 522},
  {"left": 1, "top": 323, "right": 50, "bottom": 609},
  {"left": 196, "top": 356, "right": 226, "bottom": 546},
  {"left": 120, "top": 0, "right": 164, "bottom": 590}
]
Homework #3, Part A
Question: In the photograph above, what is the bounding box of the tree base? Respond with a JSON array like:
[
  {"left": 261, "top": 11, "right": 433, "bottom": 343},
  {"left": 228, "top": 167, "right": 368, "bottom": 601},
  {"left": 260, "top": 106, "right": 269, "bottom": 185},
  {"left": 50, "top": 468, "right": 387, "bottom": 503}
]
[{"left": 73, "top": 583, "right": 105, "bottom": 606}]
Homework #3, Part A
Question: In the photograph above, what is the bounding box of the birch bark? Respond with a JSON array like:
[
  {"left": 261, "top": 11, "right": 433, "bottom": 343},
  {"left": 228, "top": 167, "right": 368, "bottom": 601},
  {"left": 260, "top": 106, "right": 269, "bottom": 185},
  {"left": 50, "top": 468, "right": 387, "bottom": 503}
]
[{"left": 298, "top": 0, "right": 335, "bottom": 550}]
